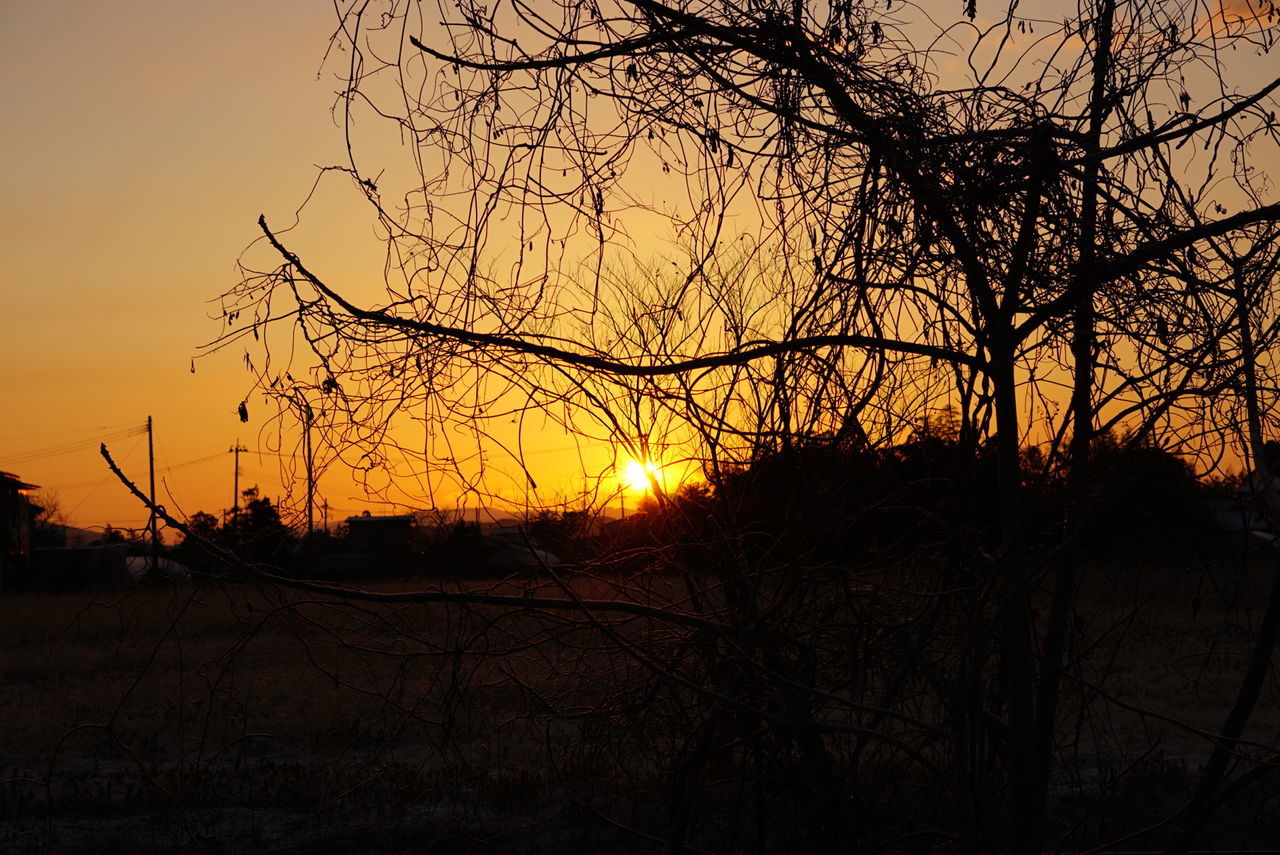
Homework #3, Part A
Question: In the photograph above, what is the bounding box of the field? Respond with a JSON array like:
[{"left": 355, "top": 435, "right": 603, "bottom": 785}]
[
  {"left": 1, "top": 554, "right": 1279, "bottom": 853},
  {"left": 0, "top": 573, "right": 685, "bottom": 853},
  {"left": 1040, "top": 552, "right": 1280, "bottom": 850}
]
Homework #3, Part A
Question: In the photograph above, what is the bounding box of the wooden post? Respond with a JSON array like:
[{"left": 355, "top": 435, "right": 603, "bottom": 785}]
[{"left": 147, "top": 416, "right": 159, "bottom": 576}]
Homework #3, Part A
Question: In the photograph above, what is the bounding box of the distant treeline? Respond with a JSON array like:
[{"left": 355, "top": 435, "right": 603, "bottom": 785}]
[
  {"left": 604, "top": 428, "right": 1229, "bottom": 575},
  {"left": 85, "top": 430, "right": 1243, "bottom": 585}
]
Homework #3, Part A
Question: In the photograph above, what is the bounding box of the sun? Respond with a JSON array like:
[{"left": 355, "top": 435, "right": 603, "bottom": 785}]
[{"left": 622, "top": 459, "right": 661, "bottom": 493}]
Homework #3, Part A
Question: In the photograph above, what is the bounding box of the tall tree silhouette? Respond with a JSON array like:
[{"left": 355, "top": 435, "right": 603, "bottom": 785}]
[{"left": 208, "top": 1, "right": 1280, "bottom": 850}]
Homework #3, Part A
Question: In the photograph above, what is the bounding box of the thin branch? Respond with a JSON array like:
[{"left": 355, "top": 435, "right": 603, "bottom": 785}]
[{"left": 258, "top": 216, "right": 982, "bottom": 372}]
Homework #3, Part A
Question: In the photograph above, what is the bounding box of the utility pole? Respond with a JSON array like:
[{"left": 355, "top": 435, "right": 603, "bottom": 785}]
[
  {"left": 303, "top": 399, "right": 315, "bottom": 536},
  {"left": 229, "top": 441, "right": 248, "bottom": 521},
  {"left": 321, "top": 500, "right": 330, "bottom": 533},
  {"left": 147, "top": 416, "right": 159, "bottom": 576},
  {"left": 228, "top": 441, "right": 248, "bottom": 551}
]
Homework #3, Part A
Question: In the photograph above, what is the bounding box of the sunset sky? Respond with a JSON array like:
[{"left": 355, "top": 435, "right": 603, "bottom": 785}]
[
  {"left": 0, "top": 1, "right": 687, "bottom": 537},
  {"left": 0, "top": 2, "right": 400, "bottom": 532},
  {"left": 3, "top": 1, "right": 1275, "bottom": 535}
]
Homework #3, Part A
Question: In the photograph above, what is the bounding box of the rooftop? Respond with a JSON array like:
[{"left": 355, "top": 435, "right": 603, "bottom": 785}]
[{"left": 0, "top": 471, "right": 39, "bottom": 493}]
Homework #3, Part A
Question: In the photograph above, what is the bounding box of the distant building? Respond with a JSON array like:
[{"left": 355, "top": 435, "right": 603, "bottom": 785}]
[
  {"left": 345, "top": 511, "right": 415, "bottom": 553},
  {"left": 0, "top": 471, "right": 40, "bottom": 594}
]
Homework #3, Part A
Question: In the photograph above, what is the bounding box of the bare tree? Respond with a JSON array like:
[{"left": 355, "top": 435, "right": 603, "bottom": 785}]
[{"left": 200, "top": 0, "right": 1280, "bottom": 851}]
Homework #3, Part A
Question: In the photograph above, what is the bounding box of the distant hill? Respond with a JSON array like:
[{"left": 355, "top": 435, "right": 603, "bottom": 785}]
[
  {"left": 43, "top": 522, "right": 113, "bottom": 548},
  {"left": 414, "top": 506, "right": 624, "bottom": 531}
]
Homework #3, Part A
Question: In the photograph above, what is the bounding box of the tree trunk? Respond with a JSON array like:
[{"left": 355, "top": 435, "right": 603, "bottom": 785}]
[
  {"left": 991, "top": 347, "right": 1037, "bottom": 854},
  {"left": 1034, "top": 7, "right": 1117, "bottom": 850}
]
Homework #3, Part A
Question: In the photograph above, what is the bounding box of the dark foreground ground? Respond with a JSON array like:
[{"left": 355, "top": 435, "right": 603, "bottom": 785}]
[{"left": 2, "top": 555, "right": 1279, "bottom": 853}]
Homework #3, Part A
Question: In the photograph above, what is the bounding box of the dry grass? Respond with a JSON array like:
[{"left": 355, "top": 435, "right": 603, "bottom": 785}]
[
  {"left": 0, "top": 577, "right": 663, "bottom": 853},
  {"left": 2, "top": 556, "right": 1279, "bottom": 852},
  {"left": 1041, "top": 549, "right": 1280, "bottom": 849},
  {"left": 1069, "top": 552, "right": 1280, "bottom": 757}
]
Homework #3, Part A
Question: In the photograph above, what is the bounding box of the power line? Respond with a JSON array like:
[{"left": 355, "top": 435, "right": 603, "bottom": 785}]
[
  {"left": 159, "top": 451, "right": 226, "bottom": 474},
  {"left": 0, "top": 421, "right": 142, "bottom": 443},
  {"left": 65, "top": 432, "right": 147, "bottom": 519},
  {"left": 0, "top": 423, "right": 147, "bottom": 467},
  {"left": 31, "top": 449, "right": 225, "bottom": 491}
]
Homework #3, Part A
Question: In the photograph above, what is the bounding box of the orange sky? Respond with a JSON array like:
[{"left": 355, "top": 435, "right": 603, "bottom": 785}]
[
  {"left": 0, "top": 1, "right": 420, "bottom": 533},
  {"left": 0, "top": 2, "right": 694, "bottom": 536},
  {"left": 3, "top": 1, "right": 1275, "bottom": 534}
]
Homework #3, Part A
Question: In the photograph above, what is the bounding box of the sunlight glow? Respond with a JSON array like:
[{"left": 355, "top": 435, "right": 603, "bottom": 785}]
[{"left": 622, "top": 459, "right": 661, "bottom": 494}]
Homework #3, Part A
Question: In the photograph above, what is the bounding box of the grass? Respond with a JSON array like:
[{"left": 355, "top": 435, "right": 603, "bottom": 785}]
[
  {"left": 1040, "top": 550, "right": 1280, "bottom": 850},
  {"left": 0, "top": 576, "right": 672, "bottom": 853},
  {"left": 1, "top": 555, "right": 1279, "bottom": 852}
]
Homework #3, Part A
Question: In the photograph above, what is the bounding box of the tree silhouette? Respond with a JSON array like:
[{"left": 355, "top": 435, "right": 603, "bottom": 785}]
[
  {"left": 201, "top": 1, "right": 1280, "bottom": 850},
  {"left": 226, "top": 487, "right": 293, "bottom": 564}
]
